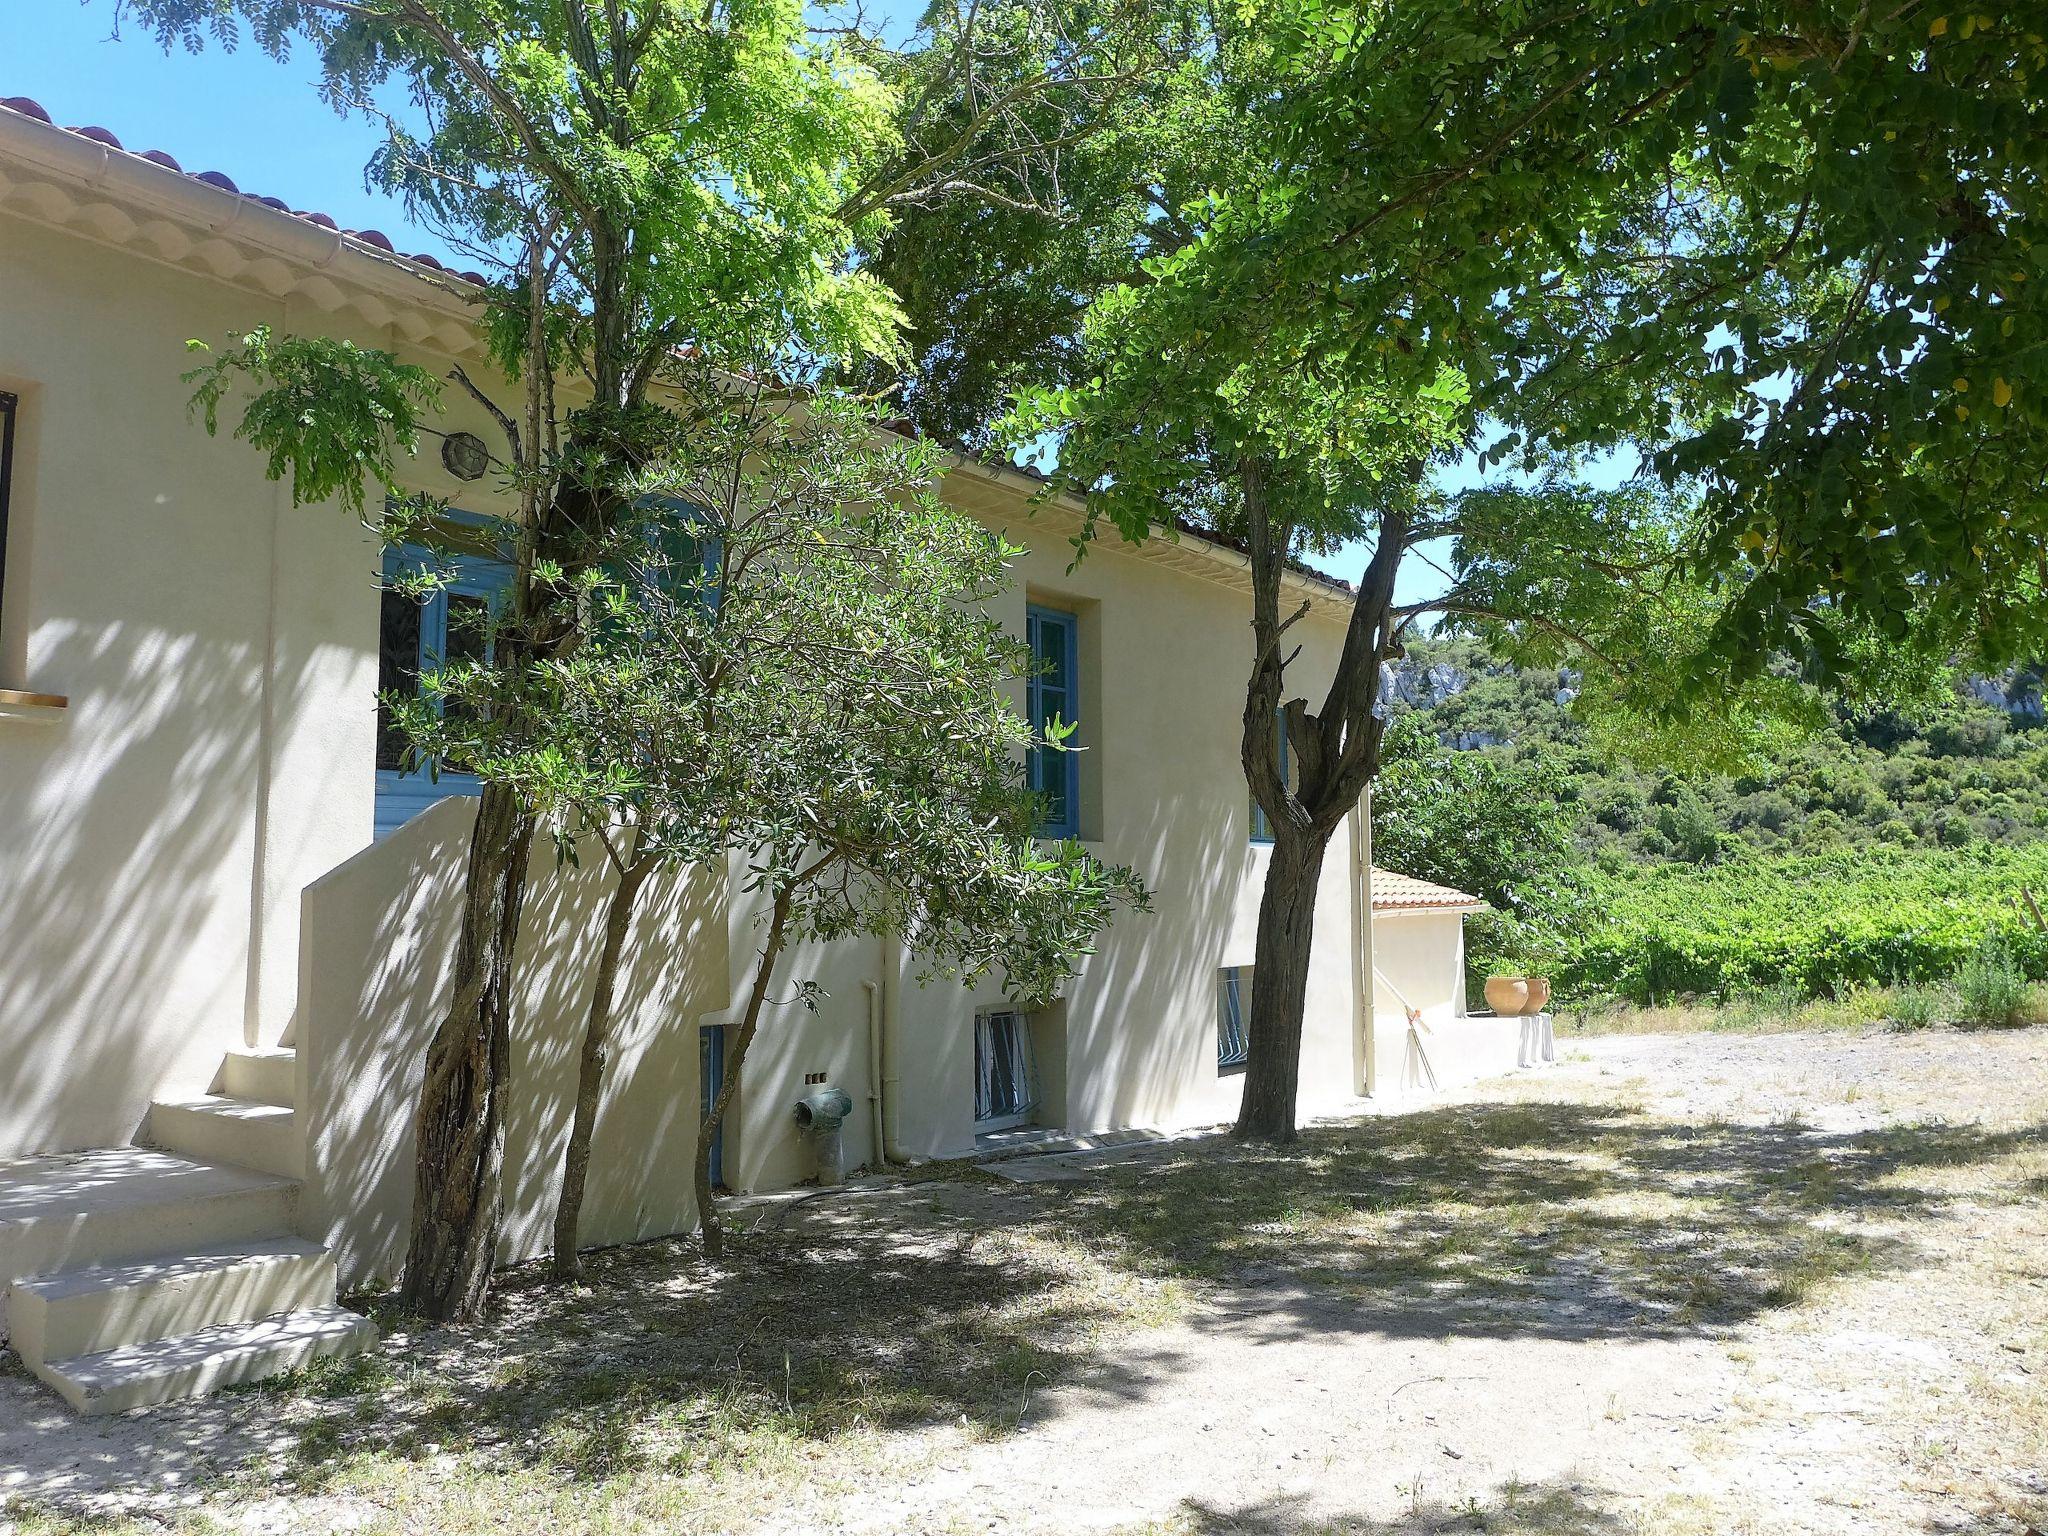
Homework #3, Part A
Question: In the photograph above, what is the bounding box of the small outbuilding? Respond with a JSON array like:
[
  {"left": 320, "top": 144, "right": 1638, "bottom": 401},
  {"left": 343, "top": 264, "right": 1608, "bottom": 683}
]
[{"left": 1367, "top": 868, "right": 1526, "bottom": 1096}]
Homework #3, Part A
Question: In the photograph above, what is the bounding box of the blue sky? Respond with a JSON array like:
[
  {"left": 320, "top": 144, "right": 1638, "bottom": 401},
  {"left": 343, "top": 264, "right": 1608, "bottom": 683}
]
[
  {"left": 13, "top": 3, "right": 470, "bottom": 265},
  {"left": 12, "top": 2, "right": 1634, "bottom": 603}
]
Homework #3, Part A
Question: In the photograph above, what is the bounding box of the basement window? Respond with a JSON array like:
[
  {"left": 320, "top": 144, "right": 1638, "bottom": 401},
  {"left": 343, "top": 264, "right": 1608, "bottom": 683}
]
[{"left": 1217, "top": 966, "right": 1252, "bottom": 1075}]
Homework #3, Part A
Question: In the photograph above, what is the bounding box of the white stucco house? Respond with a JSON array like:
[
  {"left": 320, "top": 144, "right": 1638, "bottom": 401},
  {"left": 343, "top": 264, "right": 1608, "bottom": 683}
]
[{"left": 0, "top": 95, "right": 1523, "bottom": 1413}]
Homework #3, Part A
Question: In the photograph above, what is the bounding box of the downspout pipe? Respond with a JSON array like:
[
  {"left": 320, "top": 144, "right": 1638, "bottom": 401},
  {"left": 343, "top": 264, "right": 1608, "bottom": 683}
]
[
  {"left": 861, "top": 978, "right": 887, "bottom": 1171},
  {"left": 1350, "top": 791, "right": 1375, "bottom": 1099},
  {"left": 873, "top": 931, "right": 909, "bottom": 1164}
]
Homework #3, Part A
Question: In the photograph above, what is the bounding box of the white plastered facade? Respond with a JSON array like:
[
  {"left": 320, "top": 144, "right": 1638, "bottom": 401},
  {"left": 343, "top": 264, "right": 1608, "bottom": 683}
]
[{"left": 0, "top": 104, "right": 1488, "bottom": 1285}]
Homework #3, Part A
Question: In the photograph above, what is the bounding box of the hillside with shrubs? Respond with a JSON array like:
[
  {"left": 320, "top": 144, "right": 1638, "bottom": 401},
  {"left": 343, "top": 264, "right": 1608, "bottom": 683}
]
[{"left": 1375, "top": 639, "right": 2048, "bottom": 1025}]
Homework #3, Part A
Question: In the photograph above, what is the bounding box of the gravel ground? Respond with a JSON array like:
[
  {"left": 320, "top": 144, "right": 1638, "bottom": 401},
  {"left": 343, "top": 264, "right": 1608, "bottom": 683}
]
[{"left": 3, "top": 1026, "right": 2043, "bottom": 1536}]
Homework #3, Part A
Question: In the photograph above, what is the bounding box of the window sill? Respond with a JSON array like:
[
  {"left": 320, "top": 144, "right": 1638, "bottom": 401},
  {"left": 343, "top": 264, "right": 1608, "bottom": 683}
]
[{"left": 0, "top": 688, "right": 69, "bottom": 725}]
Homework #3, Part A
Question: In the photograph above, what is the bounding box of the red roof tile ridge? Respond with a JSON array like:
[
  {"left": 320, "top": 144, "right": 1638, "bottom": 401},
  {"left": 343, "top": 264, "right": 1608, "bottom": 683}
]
[
  {"left": 1370, "top": 866, "right": 1485, "bottom": 910},
  {"left": 0, "top": 94, "right": 490, "bottom": 289}
]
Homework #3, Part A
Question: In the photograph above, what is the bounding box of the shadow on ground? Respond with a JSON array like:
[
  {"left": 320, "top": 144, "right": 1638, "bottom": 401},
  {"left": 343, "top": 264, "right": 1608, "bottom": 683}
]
[
  {"left": 1018, "top": 1099, "right": 2048, "bottom": 1343},
  {"left": 258, "top": 1197, "right": 1177, "bottom": 1495},
  {"left": 7, "top": 1092, "right": 2039, "bottom": 1527},
  {"left": 1147, "top": 1482, "right": 1632, "bottom": 1535}
]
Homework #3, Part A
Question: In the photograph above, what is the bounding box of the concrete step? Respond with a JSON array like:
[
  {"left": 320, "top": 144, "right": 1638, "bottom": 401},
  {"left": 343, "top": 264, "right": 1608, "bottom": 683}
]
[
  {"left": 219, "top": 1046, "right": 297, "bottom": 1108},
  {"left": 969, "top": 1124, "right": 1171, "bottom": 1164},
  {"left": 148, "top": 1096, "right": 303, "bottom": 1179},
  {"left": 32, "top": 1305, "right": 376, "bottom": 1415},
  {"left": 8, "top": 1238, "right": 335, "bottom": 1368},
  {"left": 0, "top": 1150, "right": 298, "bottom": 1310}
]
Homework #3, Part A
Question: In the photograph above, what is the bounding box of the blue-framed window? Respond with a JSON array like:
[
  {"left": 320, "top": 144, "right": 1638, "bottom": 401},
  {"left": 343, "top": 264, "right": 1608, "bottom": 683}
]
[
  {"left": 623, "top": 497, "right": 722, "bottom": 615},
  {"left": 1026, "top": 604, "right": 1081, "bottom": 838},
  {"left": 1250, "top": 710, "right": 1290, "bottom": 843},
  {"left": 373, "top": 503, "right": 714, "bottom": 842},
  {"left": 374, "top": 543, "right": 513, "bottom": 839},
  {"left": 1217, "top": 966, "right": 1252, "bottom": 1075}
]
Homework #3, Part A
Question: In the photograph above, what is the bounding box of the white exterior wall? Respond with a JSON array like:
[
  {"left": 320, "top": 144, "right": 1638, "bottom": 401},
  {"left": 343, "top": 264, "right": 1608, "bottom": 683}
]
[
  {"left": 720, "top": 486, "right": 1371, "bottom": 1193},
  {"left": 0, "top": 214, "right": 344, "bottom": 1156},
  {"left": 295, "top": 799, "right": 726, "bottom": 1285},
  {"left": 1368, "top": 910, "right": 1522, "bottom": 1096},
  {"left": 0, "top": 206, "right": 531, "bottom": 1160},
  {"left": 0, "top": 130, "right": 1377, "bottom": 1284}
]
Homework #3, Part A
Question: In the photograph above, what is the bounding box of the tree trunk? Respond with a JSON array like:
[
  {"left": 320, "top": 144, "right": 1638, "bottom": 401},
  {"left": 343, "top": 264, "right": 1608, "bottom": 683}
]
[
  {"left": 694, "top": 886, "right": 795, "bottom": 1261},
  {"left": 551, "top": 850, "right": 655, "bottom": 1280},
  {"left": 400, "top": 780, "right": 536, "bottom": 1320},
  {"left": 1232, "top": 828, "right": 1331, "bottom": 1143}
]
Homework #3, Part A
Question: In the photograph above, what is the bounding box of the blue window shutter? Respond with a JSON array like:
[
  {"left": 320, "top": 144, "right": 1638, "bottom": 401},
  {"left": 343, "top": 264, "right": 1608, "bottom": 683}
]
[
  {"left": 373, "top": 538, "right": 512, "bottom": 839},
  {"left": 1250, "top": 709, "right": 1289, "bottom": 843},
  {"left": 1026, "top": 604, "right": 1080, "bottom": 838}
]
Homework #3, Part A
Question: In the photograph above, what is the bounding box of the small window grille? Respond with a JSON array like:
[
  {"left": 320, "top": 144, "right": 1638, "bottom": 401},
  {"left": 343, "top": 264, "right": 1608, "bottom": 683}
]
[{"left": 1217, "top": 966, "right": 1251, "bottom": 1075}]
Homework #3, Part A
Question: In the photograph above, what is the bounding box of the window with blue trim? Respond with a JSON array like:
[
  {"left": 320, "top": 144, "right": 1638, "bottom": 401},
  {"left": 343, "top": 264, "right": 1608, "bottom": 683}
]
[
  {"left": 1025, "top": 604, "right": 1081, "bottom": 838},
  {"left": 1217, "top": 966, "right": 1252, "bottom": 1075},
  {"left": 625, "top": 497, "right": 722, "bottom": 614},
  {"left": 1250, "top": 710, "right": 1290, "bottom": 843},
  {"left": 374, "top": 542, "right": 513, "bottom": 839}
]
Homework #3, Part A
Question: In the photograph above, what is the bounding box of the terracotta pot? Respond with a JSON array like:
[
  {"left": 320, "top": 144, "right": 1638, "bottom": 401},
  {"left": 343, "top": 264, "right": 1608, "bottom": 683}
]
[{"left": 1485, "top": 975, "right": 1553, "bottom": 1016}]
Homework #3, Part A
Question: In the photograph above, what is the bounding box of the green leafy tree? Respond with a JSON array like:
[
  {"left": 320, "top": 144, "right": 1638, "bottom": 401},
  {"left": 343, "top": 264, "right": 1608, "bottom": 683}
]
[
  {"left": 524, "top": 393, "right": 1148, "bottom": 1257},
  {"left": 1371, "top": 717, "right": 1581, "bottom": 925},
  {"left": 916, "top": 0, "right": 2042, "bottom": 1140},
  {"left": 139, "top": 0, "right": 903, "bottom": 1320},
  {"left": 402, "top": 384, "right": 1146, "bottom": 1271},
  {"left": 128, "top": 0, "right": 1162, "bottom": 1317}
]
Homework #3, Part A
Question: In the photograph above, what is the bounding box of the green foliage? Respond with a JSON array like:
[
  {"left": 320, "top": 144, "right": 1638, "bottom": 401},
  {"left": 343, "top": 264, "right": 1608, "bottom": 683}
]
[
  {"left": 1392, "top": 635, "right": 2048, "bottom": 864},
  {"left": 184, "top": 328, "right": 440, "bottom": 515},
  {"left": 1531, "top": 846, "right": 2048, "bottom": 1006},
  {"left": 1885, "top": 983, "right": 1949, "bottom": 1032},
  {"left": 409, "top": 385, "right": 1149, "bottom": 1002},
  {"left": 127, "top": 0, "right": 906, "bottom": 376},
  {"left": 1393, "top": 632, "right": 2048, "bottom": 1009},
  {"left": 1372, "top": 711, "right": 1582, "bottom": 923},
  {"left": 1215, "top": 2, "right": 2048, "bottom": 683},
  {"left": 1954, "top": 934, "right": 2031, "bottom": 1029},
  {"left": 848, "top": 0, "right": 1205, "bottom": 448}
]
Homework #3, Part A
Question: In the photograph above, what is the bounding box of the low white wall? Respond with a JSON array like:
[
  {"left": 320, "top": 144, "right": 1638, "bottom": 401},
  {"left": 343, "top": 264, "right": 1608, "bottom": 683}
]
[
  {"left": 1368, "top": 910, "right": 1521, "bottom": 1097},
  {"left": 295, "top": 797, "right": 726, "bottom": 1286}
]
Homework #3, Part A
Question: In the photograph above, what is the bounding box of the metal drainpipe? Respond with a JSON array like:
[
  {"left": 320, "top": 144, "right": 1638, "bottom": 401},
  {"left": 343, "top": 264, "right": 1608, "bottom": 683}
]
[
  {"left": 871, "top": 930, "right": 908, "bottom": 1164},
  {"left": 862, "top": 978, "right": 887, "bottom": 1170},
  {"left": 1350, "top": 791, "right": 1376, "bottom": 1099}
]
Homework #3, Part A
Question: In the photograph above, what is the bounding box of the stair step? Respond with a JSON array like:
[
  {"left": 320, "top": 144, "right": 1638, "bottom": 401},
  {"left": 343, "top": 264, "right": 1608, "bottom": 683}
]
[
  {"left": 0, "top": 1150, "right": 298, "bottom": 1309},
  {"left": 8, "top": 1238, "right": 335, "bottom": 1368},
  {"left": 32, "top": 1305, "right": 376, "bottom": 1415},
  {"left": 220, "top": 1047, "right": 297, "bottom": 1108},
  {"left": 148, "top": 1096, "right": 303, "bottom": 1179}
]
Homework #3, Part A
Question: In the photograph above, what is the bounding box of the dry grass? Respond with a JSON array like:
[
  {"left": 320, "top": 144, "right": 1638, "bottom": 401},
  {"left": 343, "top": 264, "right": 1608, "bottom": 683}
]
[{"left": 1556, "top": 983, "right": 2048, "bottom": 1038}]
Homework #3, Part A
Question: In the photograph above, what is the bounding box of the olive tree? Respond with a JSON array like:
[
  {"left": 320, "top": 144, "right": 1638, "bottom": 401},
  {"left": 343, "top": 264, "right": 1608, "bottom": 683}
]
[{"left": 505, "top": 389, "right": 1148, "bottom": 1259}]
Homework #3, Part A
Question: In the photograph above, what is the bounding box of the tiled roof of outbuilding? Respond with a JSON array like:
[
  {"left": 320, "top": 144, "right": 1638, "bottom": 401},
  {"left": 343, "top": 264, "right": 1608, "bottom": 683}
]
[
  {"left": 1370, "top": 867, "right": 1485, "bottom": 912},
  {"left": 0, "top": 94, "right": 488, "bottom": 287}
]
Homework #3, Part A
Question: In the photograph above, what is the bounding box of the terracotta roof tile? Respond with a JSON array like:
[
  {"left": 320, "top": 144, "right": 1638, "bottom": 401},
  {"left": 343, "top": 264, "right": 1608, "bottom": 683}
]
[
  {"left": 0, "top": 95, "right": 488, "bottom": 288},
  {"left": 1370, "top": 867, "right": 1485, "bottom": 912}
]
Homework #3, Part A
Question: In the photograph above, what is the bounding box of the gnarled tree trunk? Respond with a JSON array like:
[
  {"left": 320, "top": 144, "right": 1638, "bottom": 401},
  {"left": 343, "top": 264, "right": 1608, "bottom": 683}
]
[
  {"left": 552, "top": 849, "right": 655, "bottom": 1279},
  {"left": 401, "top": 780, "right": 536, "bottom": 1320},
  {"left": 1228, "top": 454, "right": 1404, "bottom": 1144},
  {"left": 1232, "top": 828, "right": 1330, "bottom": 1142}
]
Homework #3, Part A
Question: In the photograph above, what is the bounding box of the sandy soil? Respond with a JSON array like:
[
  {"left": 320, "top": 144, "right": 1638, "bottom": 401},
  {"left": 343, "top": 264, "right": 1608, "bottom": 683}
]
[{"left": 3, "top": 1026, "right": 2044, "bottom": 1536}]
